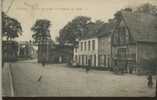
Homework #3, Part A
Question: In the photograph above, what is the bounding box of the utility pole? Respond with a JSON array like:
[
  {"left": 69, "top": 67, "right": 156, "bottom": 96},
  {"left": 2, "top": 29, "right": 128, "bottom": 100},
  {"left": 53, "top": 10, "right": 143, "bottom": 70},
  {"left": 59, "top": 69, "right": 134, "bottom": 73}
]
[{"left": 5, "top": 0, "right": 16, "bottom": 14}]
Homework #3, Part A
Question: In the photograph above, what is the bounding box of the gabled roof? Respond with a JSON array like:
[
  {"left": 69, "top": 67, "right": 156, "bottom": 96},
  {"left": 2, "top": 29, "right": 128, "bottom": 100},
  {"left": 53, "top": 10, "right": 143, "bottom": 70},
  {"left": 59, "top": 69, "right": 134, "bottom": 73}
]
[{"left": 121, "top": 11, "right": 157, "bottom": 42}]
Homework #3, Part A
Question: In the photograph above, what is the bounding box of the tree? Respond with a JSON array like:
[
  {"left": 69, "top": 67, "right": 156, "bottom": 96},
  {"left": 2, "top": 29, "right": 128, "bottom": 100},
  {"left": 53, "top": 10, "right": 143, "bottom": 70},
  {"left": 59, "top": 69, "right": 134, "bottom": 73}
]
[
  {"left": 55, "top": 36, "right": 60, "bottom": 43},
  {"left": 59, "top": 16, "right": 91, "bottom": 45},
  {"left": 2, "top": 12, "right": 22, "bottom": 63},
  {"left": 31, "top": 19, "right": 51, "bottom": 63},
  {"left": 94, "top": 20, "right": 105, "bottom": 30},
  {"left": 134, "top": 3, "right": 157, "bottom": 16},
  {"left": 2, "top": 12, "right": 22, "bottom": 40},
  {"left": 113, "top": 7, "right": 133, "bottom": 23},
  {"left": 31, "top": 19, "right": 51, "bottom": 43}
]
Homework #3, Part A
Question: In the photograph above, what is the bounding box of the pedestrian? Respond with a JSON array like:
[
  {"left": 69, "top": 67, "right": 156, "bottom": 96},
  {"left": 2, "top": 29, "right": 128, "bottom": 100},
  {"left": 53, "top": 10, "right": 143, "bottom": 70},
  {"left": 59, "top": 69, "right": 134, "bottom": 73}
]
[{"left": 147, "top": 74, "right": 153, "bottom": 88}]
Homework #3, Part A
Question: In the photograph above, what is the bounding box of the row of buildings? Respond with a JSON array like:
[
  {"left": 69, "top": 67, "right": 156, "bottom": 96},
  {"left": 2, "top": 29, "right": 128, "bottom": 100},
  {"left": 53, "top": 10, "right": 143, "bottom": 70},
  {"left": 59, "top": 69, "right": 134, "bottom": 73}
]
[
  {"left": 2, "top": 40, "right": 37, "bottom": 62},
  {"left": 73, "top": 11, "right": 157, "bottom": 73},
  {"left": 3, "top": 11, "right": 157, "bottom": 74},
  {"left": 2, "top": 39, "right": 73, "bottom": 63}
]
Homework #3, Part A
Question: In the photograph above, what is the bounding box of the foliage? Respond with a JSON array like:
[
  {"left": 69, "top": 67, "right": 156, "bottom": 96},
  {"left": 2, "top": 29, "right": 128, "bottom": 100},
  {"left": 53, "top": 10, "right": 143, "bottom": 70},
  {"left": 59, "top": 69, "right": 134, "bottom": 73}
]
[
  {"left": 113, "top": 3, "right": 157, "bottom": 22},
  {"left": 55, "top": 36, "right": 60, "bottom": 43},
  {"left": 31, "top": 19, "right": 52, "bottom": 63},
  {"left": 31, "top": 19, "right": 51, "bottom": 43},
  {"left": 59, "top": 16, "right": 91, "bottom": 45},
  {"left": 2, "top": 12, "right": 22, "bottom": 40},
  {"left": 113, "top": 7, "right": 133, "bottom": 23},
  {"left": 2, "top": 41, "right": 18, "bottom": 62},
  {"left": 58, "top": 16, "right": 106, "bottom": 45},
  {"left": 135, "top": 3, "right": 157, "bottom": 16}
]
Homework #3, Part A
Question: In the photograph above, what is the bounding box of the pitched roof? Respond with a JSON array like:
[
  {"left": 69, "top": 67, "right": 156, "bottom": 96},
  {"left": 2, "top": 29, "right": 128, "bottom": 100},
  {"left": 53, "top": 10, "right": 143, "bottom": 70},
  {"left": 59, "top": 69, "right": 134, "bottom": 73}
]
[
  {"left": 82, "top": 23, "right": 113, "bottom": 39},
  {"left": 81, "top": 22, "right": 101, "bottom": 39},
  {"left": 97, "top": 23, "right": 115, "bottom": 37},
  {"left": 121, "top": 11, "right": 157, "bottom": 42}
]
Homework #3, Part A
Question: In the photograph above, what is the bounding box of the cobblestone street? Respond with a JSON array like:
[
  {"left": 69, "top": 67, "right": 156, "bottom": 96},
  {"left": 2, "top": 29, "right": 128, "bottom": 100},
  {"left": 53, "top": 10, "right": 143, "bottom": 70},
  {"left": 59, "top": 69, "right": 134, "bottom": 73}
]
[{"left": 2, "top": 60, "right": 156, "bottom": 97}]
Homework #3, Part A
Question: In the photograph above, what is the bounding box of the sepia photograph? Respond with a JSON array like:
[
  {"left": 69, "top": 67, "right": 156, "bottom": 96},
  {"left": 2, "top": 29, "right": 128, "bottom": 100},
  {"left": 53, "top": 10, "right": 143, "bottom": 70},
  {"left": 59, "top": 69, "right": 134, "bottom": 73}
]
[{"left": 1, "top": 0, "right": 157, "bottom": 97}]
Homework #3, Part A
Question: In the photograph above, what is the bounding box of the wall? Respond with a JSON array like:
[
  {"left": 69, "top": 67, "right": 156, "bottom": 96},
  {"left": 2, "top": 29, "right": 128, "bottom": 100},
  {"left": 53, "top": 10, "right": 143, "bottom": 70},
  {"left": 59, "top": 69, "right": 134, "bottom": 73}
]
[
  {"left": 98, "top": 36, "right": 112, "bottom": 67},
  {"left": 137, "top": 42, "right": 157, "bottom": 64},
  {"left": 73, "top": 37, "right": 99, "bottom": 67},
  {"left": 49, "top": 45, "right": 73, "bottom": 63}
]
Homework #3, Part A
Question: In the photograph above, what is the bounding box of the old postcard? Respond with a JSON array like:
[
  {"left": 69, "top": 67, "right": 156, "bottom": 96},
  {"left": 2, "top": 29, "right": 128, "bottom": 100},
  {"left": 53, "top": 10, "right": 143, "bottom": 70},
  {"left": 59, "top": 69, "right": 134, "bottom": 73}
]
[{"left": 1, "top": 0, "right": 157, "bottom": 97}]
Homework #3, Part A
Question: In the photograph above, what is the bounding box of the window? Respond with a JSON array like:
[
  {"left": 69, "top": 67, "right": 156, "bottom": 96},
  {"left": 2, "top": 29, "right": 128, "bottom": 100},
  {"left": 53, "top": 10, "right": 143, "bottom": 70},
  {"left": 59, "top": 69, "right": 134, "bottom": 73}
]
[
  {"left": 75, "top": 48, "right": 77, "bottom": 53},
  {"left": 94, "top": 55, "right": 96, "bottom": 66},
  {"left": 84, "top": 42, "right": 86, "bottom": 50},
  {"left": 117, "top": 28, "right": 121, "bottom": 45},
  {"left": 81, "top": 42, "right": 83, "bottom": 51},
  {"left": 92, "top": 40, "right": 95, "bottom": 50},
  {"left": 117, "top": 48, "right": 127, "bottom": 57},
  {"left": 82, "top": 55, "right": 84, "bottom": 65},
  {"left": 99, "top": 55, "right": 106, "bottom": 66},
  {"left": 113, "top": 30, "right": 119, "bottom": 45},
  {"left": 108, "top": 56, "right": 110, "bottom": 67},
  {"left": 75, "top": 55, "right": 77, "bottom": 61},
  {"left": 119, "top": 27, "right": 126, "bottom": 45},
  {"left": 104, "top": 55, "right": 106, "bottom": 66},
  {"left": 84, "top": 55, "right": 87, "bottom": 65},
  {"left": 99, "top": 55, "right": 103, "bottom": 65},
  {"left": 79, "top": 55, "right": 80, "bottom": 64},
  {"left": 126, "top": 30, "right": 129, "bottom": 44},
  {"left": 88, "top": 41, "right": 90, "bottom": 50}
]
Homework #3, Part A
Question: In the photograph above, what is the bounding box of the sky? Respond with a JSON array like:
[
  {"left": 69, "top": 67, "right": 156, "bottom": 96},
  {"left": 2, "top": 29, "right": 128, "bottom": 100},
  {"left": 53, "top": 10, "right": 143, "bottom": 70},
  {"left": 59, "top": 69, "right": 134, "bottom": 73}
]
[{"left": 2, "top": 0, "right": 157, "bottom": 41}]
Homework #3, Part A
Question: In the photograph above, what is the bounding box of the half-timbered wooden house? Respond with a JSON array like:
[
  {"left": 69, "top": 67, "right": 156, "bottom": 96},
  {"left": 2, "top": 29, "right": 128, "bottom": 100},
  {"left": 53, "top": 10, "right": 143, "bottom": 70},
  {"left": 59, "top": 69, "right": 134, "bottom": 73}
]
[{"left": 111, "top": 11, "right": 157, "bottom": 74}]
